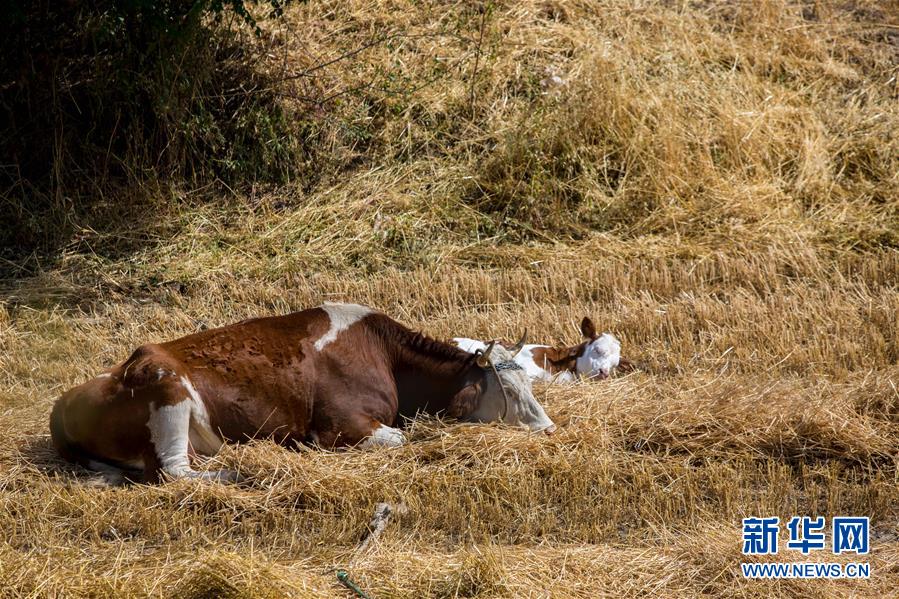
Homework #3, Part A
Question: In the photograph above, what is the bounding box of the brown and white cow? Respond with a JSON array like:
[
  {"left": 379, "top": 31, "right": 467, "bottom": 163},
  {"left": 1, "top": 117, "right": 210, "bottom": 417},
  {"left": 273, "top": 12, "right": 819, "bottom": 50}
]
[
  {"left": 455, "top": 317, "right": 629, "bottom": 382},
  {"left": 50, "top": 303, "right": 555, "bottom": 483}
]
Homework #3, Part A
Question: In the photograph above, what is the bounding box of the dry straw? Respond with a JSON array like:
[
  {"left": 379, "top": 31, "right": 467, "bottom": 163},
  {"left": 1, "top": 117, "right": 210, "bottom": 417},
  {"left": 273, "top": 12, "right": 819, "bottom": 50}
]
[{"left": 2, "top": 0, "right": 898, "bottom": 597}]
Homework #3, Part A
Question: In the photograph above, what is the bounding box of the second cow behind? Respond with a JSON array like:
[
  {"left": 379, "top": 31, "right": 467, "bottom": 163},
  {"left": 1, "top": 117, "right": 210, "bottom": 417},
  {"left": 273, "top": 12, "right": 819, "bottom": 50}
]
[{"left": 455, "top": 317, "right": 625, "bottom": 382}]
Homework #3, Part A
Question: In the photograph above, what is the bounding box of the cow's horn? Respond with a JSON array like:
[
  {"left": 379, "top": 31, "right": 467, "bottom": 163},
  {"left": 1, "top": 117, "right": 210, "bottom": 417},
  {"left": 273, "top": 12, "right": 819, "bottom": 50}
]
[
  {"left": 508, "top": 329, "right": 527, "bottom": 357},
  {"left": 476, "top": 340, "right": 496, "bottom": 368}
]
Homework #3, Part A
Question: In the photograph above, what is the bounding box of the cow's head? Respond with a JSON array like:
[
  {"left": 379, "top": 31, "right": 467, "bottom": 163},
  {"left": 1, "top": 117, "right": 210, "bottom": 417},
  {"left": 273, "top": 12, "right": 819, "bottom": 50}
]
[
  {"left": 576, "top": 317, "right": 621, "bottom": 380},
  {"left": 452, "top": 338, "right": 556, "bottom": 434}
]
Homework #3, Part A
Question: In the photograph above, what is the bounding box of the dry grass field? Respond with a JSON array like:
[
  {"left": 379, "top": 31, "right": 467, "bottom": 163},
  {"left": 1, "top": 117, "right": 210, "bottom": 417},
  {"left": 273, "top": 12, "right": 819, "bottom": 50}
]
[{"left": 1, "top": 0, "right": 898, "bottom": 597}]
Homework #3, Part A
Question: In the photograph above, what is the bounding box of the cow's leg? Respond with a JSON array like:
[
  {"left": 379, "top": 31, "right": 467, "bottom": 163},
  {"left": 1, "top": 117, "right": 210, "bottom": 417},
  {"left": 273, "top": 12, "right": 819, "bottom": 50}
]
[
  {"left": 146, "top": 390, "right": 239, "bottom": 483},
  {"left": 309, "top": 383, "right": 403, "bottom": 449},
  {"left": 360, "top": 422, "right": 406, "bottom": 448},
  {"left": 314, "top": 412, "right": 406, "bottom": 449}
]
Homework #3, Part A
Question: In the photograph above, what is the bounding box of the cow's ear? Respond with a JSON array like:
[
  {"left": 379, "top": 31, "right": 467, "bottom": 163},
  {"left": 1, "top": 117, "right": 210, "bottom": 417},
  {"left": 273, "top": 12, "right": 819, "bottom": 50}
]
[
  {"left": 580, "top": 317, "right": 597, "bottom": 340},
  {"left": 447, "top": 383, "right": 480, "bottom": 419}
]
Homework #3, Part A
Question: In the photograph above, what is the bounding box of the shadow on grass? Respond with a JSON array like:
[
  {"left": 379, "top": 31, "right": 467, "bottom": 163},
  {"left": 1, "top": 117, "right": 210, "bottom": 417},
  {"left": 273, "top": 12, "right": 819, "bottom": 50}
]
[
  {"left": 16, "top": 434, "right": 139, "bottom": 487},
  {"left": 0, "top": 187, "right": 194, "bottom": 312}
]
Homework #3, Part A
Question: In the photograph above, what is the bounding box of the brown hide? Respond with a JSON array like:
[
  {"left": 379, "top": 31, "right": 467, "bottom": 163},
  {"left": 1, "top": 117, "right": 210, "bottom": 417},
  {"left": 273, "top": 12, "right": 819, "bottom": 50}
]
[
  {"left": 528, "top": 343, "right": 587, "bottom": 377},
  {"left": 50, "top": 306, "right": 489, "bottom": 481}
]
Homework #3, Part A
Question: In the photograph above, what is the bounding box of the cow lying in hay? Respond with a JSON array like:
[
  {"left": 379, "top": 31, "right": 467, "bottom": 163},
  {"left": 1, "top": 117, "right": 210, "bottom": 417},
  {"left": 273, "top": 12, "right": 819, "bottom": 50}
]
[
  {"left": 455, "top": 317, "right": 628, "bottom": 382},
  {"left": 50, "top": 303, "right": 555, "bottom": 484}
]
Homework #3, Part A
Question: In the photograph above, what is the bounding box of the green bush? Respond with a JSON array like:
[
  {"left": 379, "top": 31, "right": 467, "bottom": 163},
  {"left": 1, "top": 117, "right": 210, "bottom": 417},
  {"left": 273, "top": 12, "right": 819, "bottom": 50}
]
[{"left": 0, "top": 0, "right": 299, "bottom": 259}]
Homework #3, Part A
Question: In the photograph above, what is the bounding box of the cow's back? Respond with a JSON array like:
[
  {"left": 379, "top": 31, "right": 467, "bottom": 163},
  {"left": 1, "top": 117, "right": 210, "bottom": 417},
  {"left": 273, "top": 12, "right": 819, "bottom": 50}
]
[{"left": 151, "top": 308, "right": 331, "bottom": 443}]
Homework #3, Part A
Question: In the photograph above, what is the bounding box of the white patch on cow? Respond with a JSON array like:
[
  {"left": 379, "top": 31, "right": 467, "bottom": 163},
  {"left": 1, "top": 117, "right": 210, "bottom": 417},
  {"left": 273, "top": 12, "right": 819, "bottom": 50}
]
[
  {"left": 147, "top": 400, "right": 193, "bottom": 477},
  {"left": 97, "top": 373, "right": 112, "bottom": 379},
  {"left": 180, "top": 375, "right": 224, "bottom": 455},
  {"left": 145, "top": 377, "right": 232, "bottom": 481},
  {"left": 361, "top": 424, "right": 405, "bottom": 448},
  {"left": 576, "top": 333, "right": 621, "bottom": 380},
  {"left": 453, "top": 337, "right": 487, "bottom": 353},
  {"left": 314, "top": 302, "right": 373, "bottom": 351}
]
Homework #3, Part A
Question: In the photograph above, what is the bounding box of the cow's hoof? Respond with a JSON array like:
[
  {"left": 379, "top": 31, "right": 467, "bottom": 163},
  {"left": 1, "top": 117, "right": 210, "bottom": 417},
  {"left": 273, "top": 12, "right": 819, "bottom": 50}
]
[{"left": 361, "top": 424, "right": 406, "bottom": 448}]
